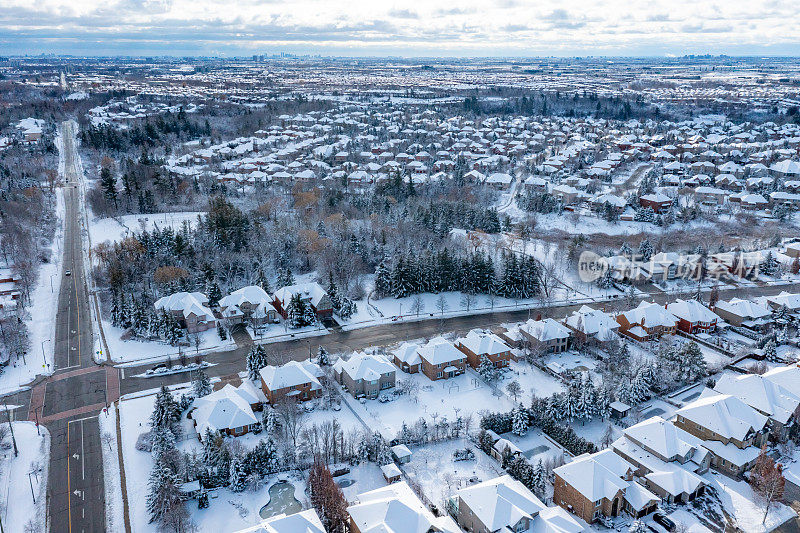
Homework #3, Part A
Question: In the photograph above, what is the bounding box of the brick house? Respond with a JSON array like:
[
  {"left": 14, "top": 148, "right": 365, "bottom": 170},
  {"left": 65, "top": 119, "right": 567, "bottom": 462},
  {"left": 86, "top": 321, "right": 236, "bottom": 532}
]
[
  {"left": 712, "top": 298, "right": 771, "bottom": 328},
  {"left": 616, "top": 301, "right": 678, "bottom": 341},
  {"left": 191, "top": 384, "right": 261, "bottom": 438},
  {"left": 666, "top": 299, "right": 718, "bottom": 334},
  {"left": 332, "top": 352, "right": 396, "bottom": 399},
  {"left": 272, "top": 282, "right": 333, "bottom": 320},
  {"left": 417, "top": 337, "right": 467, "bottom": 381},
  {"left": 553, "top": 449, "right": 659, "bottom": 523},
  {"left": 639, "top": 192, "right": 673, "bottom": 213},
  {"left": 673, "top": 394, "right": 769, "bottom": 476},
  {"left": 259, "top": 360, "right": 323, "bottom": 404},
  {"left": 455, "top": 330, "right": 513, "bottom": 370},
  {"left": 154, "top": 291, "right": 216, "bottom": 333},
  {"left": 519, "top": 318, "right": 571, "bottom": 353},
  {"left": 391, "top": 342, "right": 422, "bottom": 374}
]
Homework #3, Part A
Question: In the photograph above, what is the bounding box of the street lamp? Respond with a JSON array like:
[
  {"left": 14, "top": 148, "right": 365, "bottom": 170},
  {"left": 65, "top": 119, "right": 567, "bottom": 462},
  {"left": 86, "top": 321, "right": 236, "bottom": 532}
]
[{"left": 40, "top": 339, "right": 50, "bottom": 370}]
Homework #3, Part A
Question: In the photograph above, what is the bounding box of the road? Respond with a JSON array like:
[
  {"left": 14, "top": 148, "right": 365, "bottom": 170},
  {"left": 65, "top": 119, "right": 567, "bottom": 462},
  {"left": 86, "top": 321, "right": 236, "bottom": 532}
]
[{"left": 31, "top": 121, "right": 107, "bottom": 533}]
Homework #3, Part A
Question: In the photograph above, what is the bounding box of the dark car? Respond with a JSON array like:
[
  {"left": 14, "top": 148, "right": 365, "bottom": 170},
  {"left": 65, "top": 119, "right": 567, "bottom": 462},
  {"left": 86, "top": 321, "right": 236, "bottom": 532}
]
[
  {"left": 653, "top": 512, "right": 676, "bottom": 532},
  {"left": 65, "top": 270, "right": 71, "bottom": 276}
]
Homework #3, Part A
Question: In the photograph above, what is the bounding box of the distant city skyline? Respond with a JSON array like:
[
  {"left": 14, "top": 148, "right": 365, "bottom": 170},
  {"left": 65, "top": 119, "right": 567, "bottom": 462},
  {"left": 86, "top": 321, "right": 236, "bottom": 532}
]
[{"left": 2, "top": 0, "right": 799, "bottom": 57}]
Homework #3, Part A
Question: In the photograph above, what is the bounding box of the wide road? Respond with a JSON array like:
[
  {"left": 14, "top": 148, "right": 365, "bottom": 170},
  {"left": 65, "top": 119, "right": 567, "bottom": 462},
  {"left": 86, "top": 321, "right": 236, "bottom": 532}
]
[{"left": 38, "top": 121, "right": 107, "bottom": 533}]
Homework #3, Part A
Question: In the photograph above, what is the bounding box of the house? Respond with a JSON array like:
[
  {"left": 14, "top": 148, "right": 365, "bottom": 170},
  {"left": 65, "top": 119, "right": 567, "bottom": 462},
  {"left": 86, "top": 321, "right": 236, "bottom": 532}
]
[
  {"left": 417, "top": 337, "right": 467, "bottom": 381},
  {"left": 233, "top": 509, "right": 325, "bottom": 533},
  {"left": 491, "top": 437, "right": 524, "bottom": 463},
  {"left": 219, "top": 285, "right": 277, "bottom": 326},
  {"left": 713, "top": 373, "right": 800, "bottom": 441},
  {"left": 332, "top": 352, "right": 396, "bottom": 399},
  {"left": 563, "top": 305, "right": 619, "bottom": 343},
  {"left": 609, "top": 401, "right": 631, "bottom": 420},
  {"left": 191, "top": 384, "right": 260, "bottom": 438},
  {"left": 347, "top": 481, "right": 461, "bottom": 533},
  {"left": 455, "top": 475, "right": 569, "bottom": 533},
  {"left": 611, "top": 417, "right": 708, "bottom": 504},
  {"left": 272, "top": 282, "right": 333, "bottom": 320},
  {"left": 639, "top": 192, "right": 673, "bottom": 213},
  {"left": 616, "top": 301, "right": 678, "bottom": 341},
  {"left": 673, "top": 393, "right": 769, "bottom": 476},
  {"left": 392, "top": 342, "right": 422, "bottom": 373},
  {"left": 712, "top": 298, "right": 771, "bottom": 328},
  {"left": 666, "top": 299, "right": 719, "bottom": 334},
  {"left": 154, "top": 291, "right": 216, "bottom": 333},
  {"left": 455, "top": 330, "right": 513, "bottom": 369},
  {"left": 391, "top": 444, "right": 412, "bottom": 464},
  {"left": 519, "top": 318, "right": 571, "bottom": 353},
  {"left": 259, "top": 360, "right": 323, "bottom": 403},
  {"left": 553, "top": 449, "right": 659, "bottom": 523},
  {"left": 766, "top": 291, "right": 800, "bottom": 313}
]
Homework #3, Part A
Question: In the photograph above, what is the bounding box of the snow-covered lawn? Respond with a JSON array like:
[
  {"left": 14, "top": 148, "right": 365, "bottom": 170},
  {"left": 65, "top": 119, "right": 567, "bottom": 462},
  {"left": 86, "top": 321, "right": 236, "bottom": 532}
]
[
  {"left": 104, "top": 321, "right": 236, "bottom": 365},
  {"left": 702, "top": 471, "right": 796, "bottom": 533},
  {"left": 499, "top": 360, "right": 565, "bottom": 403},
  {"left": 89, "top": 211, "right": 203, "bottom": 247},
  {"left": 403, "top": 438, "right": 505, "bottom": 509},
  {"left": 0, "top": 422, "right": 49, "bottom": 532},
  {"left": 341, "top": 369, "right": 514, "bottom": 441},
  {"left": 335, "top": 462, "right": 386, "bottom": 503},
  {"left": 568, "top": 418, "right": 621, "bottom": 448}
]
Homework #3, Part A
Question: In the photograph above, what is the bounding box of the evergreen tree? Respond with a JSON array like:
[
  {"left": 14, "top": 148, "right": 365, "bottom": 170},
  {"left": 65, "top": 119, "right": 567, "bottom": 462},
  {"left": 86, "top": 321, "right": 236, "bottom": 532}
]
[
  {"left": 317, "top": 346, "right": 330, "bottom": 366},
  {"left": 146, "top": 458, "right": 182, "bottom": 523},
  {"left": 217, "top": 323, "right": 227, "bottom": 341},
  {"left": 229, "top": 456, "right": 247, "bottom": 492},
  {"left": 151, "top": 386, "right": 181, "bottom": 430},
  {"left": 192, "top": 369, "right": 212, "bottom": 397},
  {"left": 531, "top": 459, "right": 546, "bottom": 498},
  {"left": 512, "top": 407, "right": 529, "bottom": 436},
  {"left": 761, "top": 251, "right": 779, "bottom": 276},
  {"left": 374, "top": 257, "right": 392, "bottom": 299},
  {"left": 638, "top": 238, "right": 654, "bottom": 262},
  {"left": 764, "top": 339, "right": 779, "bottom": 363},
  {"left": 247, "top": 345, "right": 269, "bottom": 381},
  {"left": 277, "top": 268, "right": 295, "bottom": 288},
  {"left": 680, "top": 341, "right": 707, "bottom": 382}
]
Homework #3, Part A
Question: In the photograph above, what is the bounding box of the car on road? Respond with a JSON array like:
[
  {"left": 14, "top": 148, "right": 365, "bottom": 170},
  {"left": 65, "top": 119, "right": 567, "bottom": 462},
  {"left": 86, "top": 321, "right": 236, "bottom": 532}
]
[
  {"left": 653, "top": 512, "right": 676, "bottom": 532},
  {"left": 65, "top": 270, "right": 71, "bottom": 276}
]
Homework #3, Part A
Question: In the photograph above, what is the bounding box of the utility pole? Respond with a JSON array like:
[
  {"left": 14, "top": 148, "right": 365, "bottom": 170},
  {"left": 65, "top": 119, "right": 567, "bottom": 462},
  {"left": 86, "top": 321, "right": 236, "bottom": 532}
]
[{"left": 4, "top": 402, "right": 17, "bottom": 457}]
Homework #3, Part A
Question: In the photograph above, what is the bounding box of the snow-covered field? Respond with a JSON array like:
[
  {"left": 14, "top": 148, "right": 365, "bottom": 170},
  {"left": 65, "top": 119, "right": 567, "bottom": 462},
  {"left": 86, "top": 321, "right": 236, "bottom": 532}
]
[
  {"left": 0, "top": 422, "right": 50, "bottom": 532},
  {"left": 498, "top": 360, "right": 565, "bottom": 403},
  {"left": 702, "top": 471, "right": 796, "bottom": 533},
  {"left": 89, "top": 211, "right": 203, "bottom": 247}
]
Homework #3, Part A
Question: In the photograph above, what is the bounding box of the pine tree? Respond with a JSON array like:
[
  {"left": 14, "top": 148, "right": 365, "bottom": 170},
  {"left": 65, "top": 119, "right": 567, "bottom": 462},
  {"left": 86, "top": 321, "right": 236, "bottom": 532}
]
[
  {"left": 229, "top": 456, "right": 247, "bottom": 492},
  {"left": 277, "top": 267, "right": 295, "bottom": 288},
  {"left": 287, "top": 293, "right": 309, "bottom": 328},
  {"left": 217, "top": 323, "right": 227, "bottom": 341},
  {"left": 192, "top": 369, "right": 212, "bottom": 397},
  {"left": 477, "top": 355, "right": 499, "bottom": 383},
  {"left": 317, "top": 346, "right": 330, "bottom": 366},
  {"left": 531, "top": 459, "right": 546, "bottom": 498},
  {"left": 638, "top": 238, "right": 654, "bottom": 262},
  {"left": 151, "top": 386, "right": 181, "bottom": 430},
  {"left": 761, "top": 251, "right": 779, "bottom": 276},
  {"left": 512, "top": 407, "right": 529, "bottom": 436},
  {"left": 764, "top": 339, "right": 779, "bottom": 363},
  {"left": 680, "top": 341, "right": 707, "bottom": 382},
  {"left": 247, "top": 345, "right": 268, "bottom": 381},
  {"left": 146, "top": 458, "right": 182, "bottom": 523},
  {"left": 374, "top": 257, "right": 392, "bottom": 298}
]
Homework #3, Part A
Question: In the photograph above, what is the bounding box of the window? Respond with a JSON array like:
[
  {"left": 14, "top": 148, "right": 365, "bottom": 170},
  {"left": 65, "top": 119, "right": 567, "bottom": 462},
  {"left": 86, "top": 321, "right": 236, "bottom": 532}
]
[{"left": 437, "top": 371, "right": 443, "bottom": 378}]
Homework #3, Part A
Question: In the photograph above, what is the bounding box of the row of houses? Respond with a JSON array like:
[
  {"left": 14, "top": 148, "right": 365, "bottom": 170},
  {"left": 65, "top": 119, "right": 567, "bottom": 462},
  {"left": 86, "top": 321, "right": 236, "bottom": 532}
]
[
  {"left": 554, "top": 364, "right": 800, "bottom": 524},
  {"left": 154, "top": 281, "right": 333, "bottom": 333}
]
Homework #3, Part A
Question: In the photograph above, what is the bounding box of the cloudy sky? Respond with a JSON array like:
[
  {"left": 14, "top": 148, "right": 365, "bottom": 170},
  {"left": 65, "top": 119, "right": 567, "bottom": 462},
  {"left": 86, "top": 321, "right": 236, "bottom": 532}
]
[{"left": 2, "top": 0, "right": 800, "bottom": 57}]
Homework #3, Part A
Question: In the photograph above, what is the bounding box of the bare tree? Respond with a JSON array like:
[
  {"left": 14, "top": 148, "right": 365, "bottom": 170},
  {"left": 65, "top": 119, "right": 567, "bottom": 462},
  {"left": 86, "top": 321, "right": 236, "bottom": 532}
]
[
  {"left": 410, "top": 294, "right": 425, "bottom": 317},
  {"left": 505, "top": 380, "right": 522, "bottom": 403},
  {"left": 436, "top": 295, "right": 449, "bottom": 316},
  {"left": 275, "top": 397, "right": 305, "bottom": 450},
  {"left": 750, "top": 446, "right": 786, "bottom": 524}
]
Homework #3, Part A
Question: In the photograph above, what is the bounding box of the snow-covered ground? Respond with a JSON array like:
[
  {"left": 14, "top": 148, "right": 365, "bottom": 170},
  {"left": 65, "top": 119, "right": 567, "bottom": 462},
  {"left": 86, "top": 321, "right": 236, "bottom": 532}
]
[
  {"left": 0, "top": 169, "right": 65, "bottom": 395},
  {"left": 104, "top": 321, "right": 236, "bottom": 365},
  {"left": 89, "top": 211, "right": 203, "bottom": 247},
  {"left": 0, "top": 422, "right": 50, "bottom": 532},
  {"left": 498, "top": 360, "right": 565, "bottom": 404},
  {"left": 341, "top": 367, "right": 514, "bottom": 440},
  {"left": 702, "top": 471, "right": 796, "bottom": 533},
  {"left": 99, "top": 404, "right": 124, "bottom": 533}
]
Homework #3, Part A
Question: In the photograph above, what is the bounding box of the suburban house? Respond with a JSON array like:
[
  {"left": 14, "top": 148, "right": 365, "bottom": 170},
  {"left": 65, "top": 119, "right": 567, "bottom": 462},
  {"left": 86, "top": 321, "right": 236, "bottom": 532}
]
[
  {"left": 233, "top": 509, "right": 325, "bottom": 533},
  {"left": 417, "top": 337, "right": 467, "bottom": 381},
  {"left": 153, "top": 291, "right": 216, "bottom": 333},
  {"left": 272, "top": 282, "right": 333, "bottom": 320},
  {"left": 563, "top": 305, "right": 620, "bottom": 343},
  {"left": 553, "top": 449, "right": 659, "bottom": 523},
  {"left": 712, "top": 298, "right": 771, "bottom": 328},
  {"left": 259, "top": 360, "right": 323, "bottom": 403},
  {"left": 666, "top": 299, "right": 719, "bottom": 334},
  {"left": 392, "top": 342, "right": 422, "bottom": 373},
  {"left": 191, "top": 384, "right": 261, "bottom": 438},
  {"left": 766, "top": 291, "right": 800, "bottom": 314},
  {"left": 346, "top": 481, "right": 461, "bottom": 533},
  {"left": 611, "top": 417, "right": 708, "bottom": 504},
  {"left": 713, "top": 373, "right": 800, "bottom": 441},
  {"left": 519, "top": 318, "right": 571, "bottom": 353},
  {"left": 615, "top": 301, "right": 678, "bottom": 341},
  {"left": 218, "top": 285, "right": 277, "bottom": 326},
  {"left": 673, "top": 393, "right": 769, "bottom": 476},
  {"left": 332, "top": 352, "right": 396, "bottom": 399},
  {"left": 455, "top": 475, "right": 583, "bottom": 533},
  {"left": 455, "top": 329, "right": 513, "bottom": 369},
  {"left": 639, "top": 192, "right": 673, "bottom": 213}
]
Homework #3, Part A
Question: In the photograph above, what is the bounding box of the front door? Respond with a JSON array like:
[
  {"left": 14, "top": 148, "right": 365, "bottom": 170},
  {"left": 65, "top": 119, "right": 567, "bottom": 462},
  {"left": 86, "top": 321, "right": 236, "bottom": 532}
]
[{"left": 611, "top": 498, "right": 619, "bottom": 516}]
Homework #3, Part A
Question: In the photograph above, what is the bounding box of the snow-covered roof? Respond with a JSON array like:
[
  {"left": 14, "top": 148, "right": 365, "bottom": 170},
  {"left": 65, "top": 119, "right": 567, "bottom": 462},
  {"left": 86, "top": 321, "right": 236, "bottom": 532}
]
[
  {"left": 233, "top": 509, "right": 325, "bottom": 533},
  {"left": 192, "top": 384, "right": 259, "bottom": 434},
  {"left": 347, "top": 481, "right": 461, "bottom": 533},
  {"left": 259, "top": 360, "right": 322, "bottom": 392},
  {"left": 553, "top": 449, "right": 635, "bottom": 502},
  {"left": 714, "top": 298, "right": 771, "bottom": 320},
  {"left": 456, "top": 330, "right": 510, "bottom": 357},
  {"left": 620, "top": 301, "right": 678, "bottom": 329},
  {"left": 333, "top": 352, "right": 395, "bottom": 381},
  {"left": 762, "top": 365, "right": 800, "bottom": 395},
  {"left": 529, "top": 505, "right": 584, "bottom": 533},
  {"left": 417, "top": 337, "right": 465, "bottom": 365},
  {"left": 220, "top": 285, "right": 272, "bottom": 309},
  {"left": 273, "top": 282, "right": 328, "bottom": 308},
  {"left": 713, "top": 373, "right": 800, "bottom": 425},
  {"left": 154, "top": 291, "right": 214, "bottom": 321},
  {"left": 457, "top": 475, "right": 545, "bottom": 531},
  {"left": 767, "top": 291, "right": 800, "bottom": 311},
  {"left": 392, "top": 342, "right": 421, "bottom": 366},
  {"left": 676, "top": 393, "right": 768, "bottom": 441},
  {"left": 666, "top": 299, "right": 718, "bottom": 324},
  {"left": 520, "top": 318, "right": 571, "bottom": 342},
  {"left": 564, "top": 305, "right": 619, "bottom": 337},
  {"left": 621, "top": 416, "right": 707, "bottom": 465}
]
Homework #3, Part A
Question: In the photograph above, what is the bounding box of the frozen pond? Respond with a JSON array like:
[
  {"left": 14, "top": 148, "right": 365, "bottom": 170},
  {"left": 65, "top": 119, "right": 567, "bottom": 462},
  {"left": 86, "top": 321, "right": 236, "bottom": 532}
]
[{"left": 259, "top": 482, "right": 302, "bottom": 519}]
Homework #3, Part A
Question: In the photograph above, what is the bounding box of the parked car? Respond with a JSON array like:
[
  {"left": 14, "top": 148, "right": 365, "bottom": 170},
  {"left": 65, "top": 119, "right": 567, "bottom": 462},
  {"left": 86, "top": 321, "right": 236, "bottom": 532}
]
[{"left": 653, "top": 512, "right": 676, "bottom": 532}]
